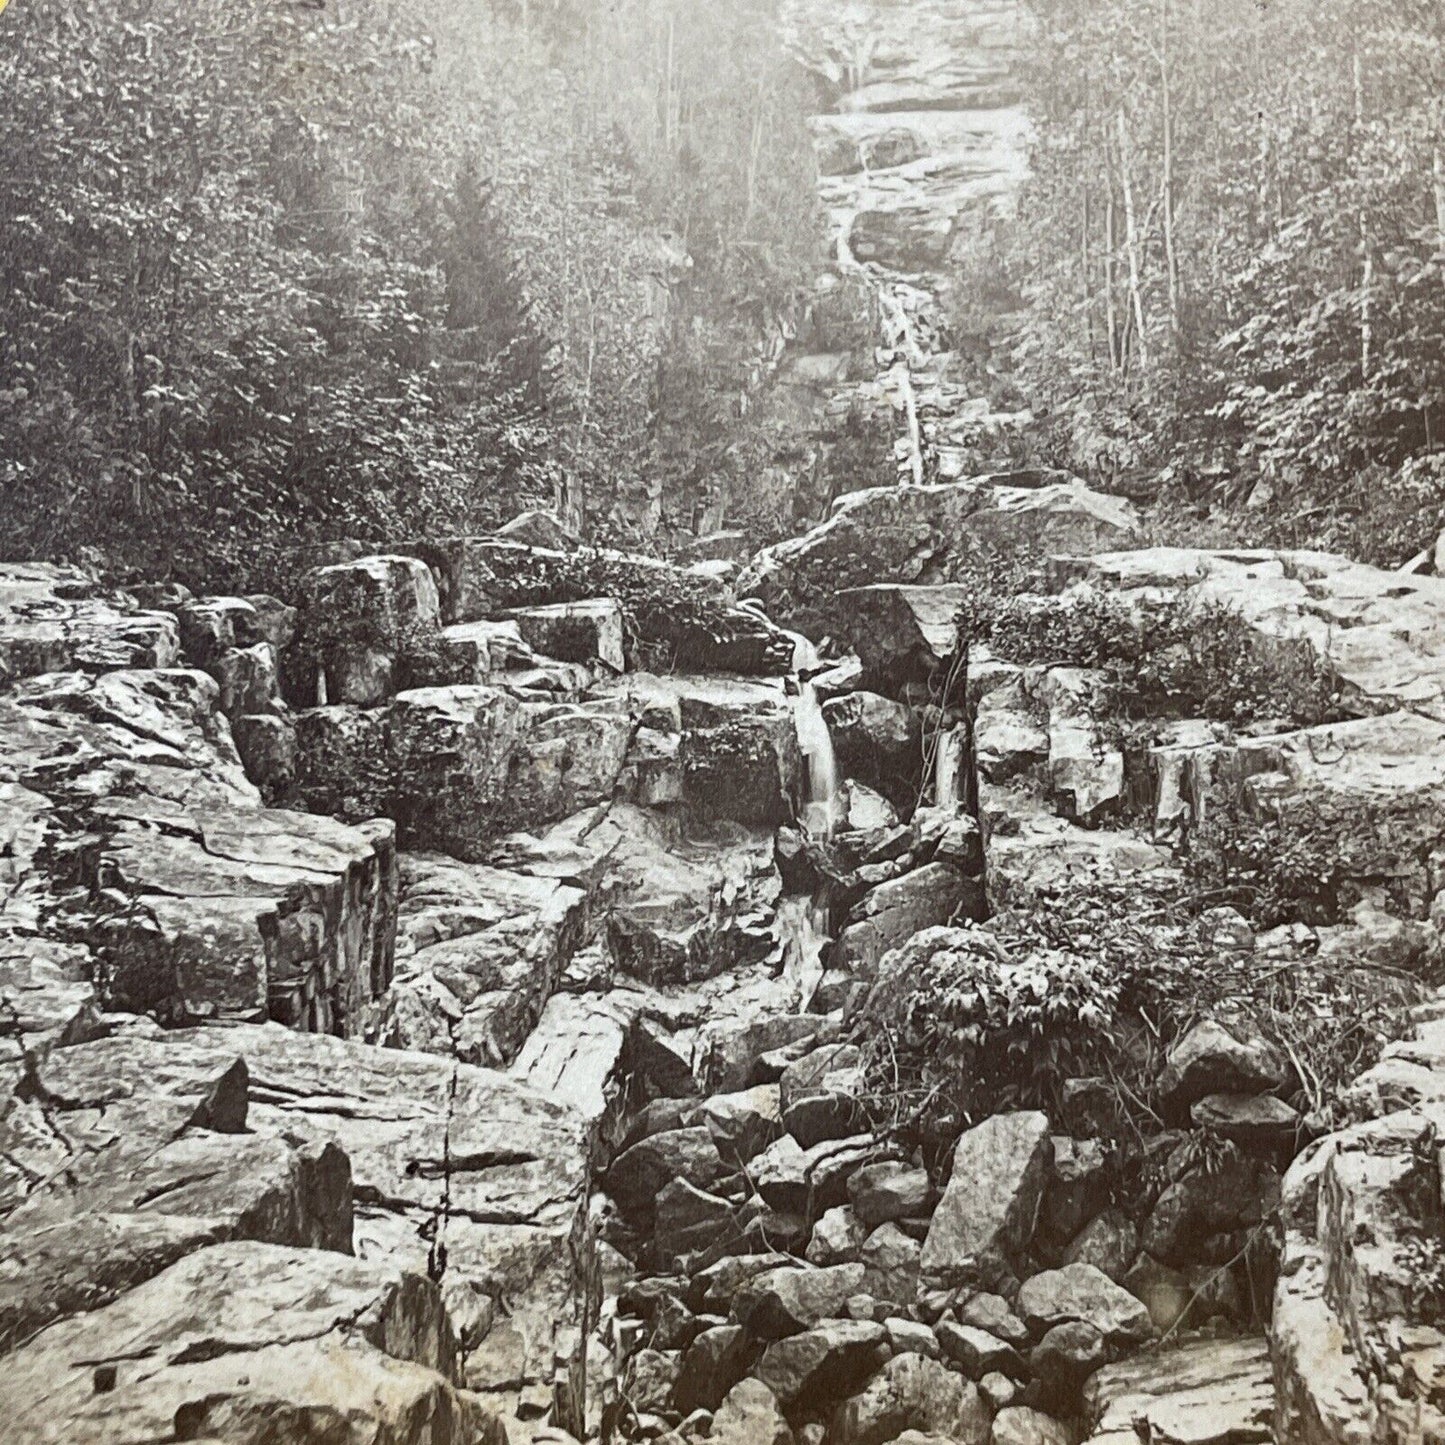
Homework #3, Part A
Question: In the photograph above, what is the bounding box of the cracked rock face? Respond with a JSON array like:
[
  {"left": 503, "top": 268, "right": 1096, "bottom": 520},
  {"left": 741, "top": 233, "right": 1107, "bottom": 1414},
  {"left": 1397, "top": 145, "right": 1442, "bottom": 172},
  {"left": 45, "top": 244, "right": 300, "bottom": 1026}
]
[
  {"left": 739, "top": 479, "right": 1138, "bottom": 637},
  {"left": 1272, "top": 1010, "right": 1445, "bottom": 1445},
  {"left": 0, "top": 1044, "right": 353, "bottom": 1352},
  {"left": 372, "top": 852, "right": 589, "bottom": 1067},
  {"left": 0, "top": 662, "right": 397, "bottom": 1032},
  {"left": 0, "top": 1241, "right": 488, "bottom": 1445},
  {"left": 0, "top": 1021, "right": 595, "bottom": 1420},
  {"left": 7, "top": 448, "right": 1445, "bottom": 1445},
  {"left": 0, "top": 562, "right": 180, "bottom": 682}
]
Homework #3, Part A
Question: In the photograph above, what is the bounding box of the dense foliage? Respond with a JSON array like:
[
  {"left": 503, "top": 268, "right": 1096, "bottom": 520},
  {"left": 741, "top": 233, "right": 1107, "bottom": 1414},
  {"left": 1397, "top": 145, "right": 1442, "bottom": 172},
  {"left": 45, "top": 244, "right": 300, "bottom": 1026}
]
[
  {"left": 858, "top": 879, "right": 1426, "bottom": 1150},
  {"left": 969, "top": 0, "right": 1445, "bottom": 563},
  {"left": 0, "top": 0, "right": 821, "bottom": 591},
  {"left": 1184, "top": 799, "right": 1419, "bottom": 929},
  {"left": 454, "top": 546, "right": 795, "bottom": 672},
  {"left": 958, "top": 575, "right": 1342, "bottom": 729}
]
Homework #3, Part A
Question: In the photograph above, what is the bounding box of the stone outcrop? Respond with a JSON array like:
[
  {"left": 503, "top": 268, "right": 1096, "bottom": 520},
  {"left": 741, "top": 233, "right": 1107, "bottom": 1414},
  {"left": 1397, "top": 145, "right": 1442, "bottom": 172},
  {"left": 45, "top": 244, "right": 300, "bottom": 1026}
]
[
  {"left": 1, "top": 1241, "right": 500, "bottom": 1445},
  {"left": 1084, "top": 1337, "right": 1274, "bottom": 1445},
  {"left": 921, "top": 1112, "right": 1052, "bottom": 1293},
  {"left": 739, "top": 478, "right": 1137, "bottom": 635},
  {"left": 1052, "top": 545, "right": 1445, "bottom": 719},
  {"left": 0, "top": 561, "right": 179, "bottom": 680},
  {"left": 1, "top": 1022, "right": 594, "bottom": 1417},
  {"left": 370, "top": 852, "right": 589, "bottom": 1066},
  {"left": 0, "top": 662, "right": 397, "bottom": 1032},
  {"left": 1271, "top": 1002, "right": 1445, "bottom": 1445}
]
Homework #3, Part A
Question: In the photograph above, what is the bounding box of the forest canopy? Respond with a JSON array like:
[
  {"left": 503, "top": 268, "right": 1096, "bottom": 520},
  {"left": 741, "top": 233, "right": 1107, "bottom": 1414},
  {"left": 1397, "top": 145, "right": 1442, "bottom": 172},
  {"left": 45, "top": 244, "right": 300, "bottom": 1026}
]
[
  {"left": 0, "top": 0, "right": 821, "bottom": 590},
  {"left": 975, "top": 0, "right": 1445, "bottom": 562},
  {"left": 5, "top": 0, "right": 1445, "bottom": 588}
]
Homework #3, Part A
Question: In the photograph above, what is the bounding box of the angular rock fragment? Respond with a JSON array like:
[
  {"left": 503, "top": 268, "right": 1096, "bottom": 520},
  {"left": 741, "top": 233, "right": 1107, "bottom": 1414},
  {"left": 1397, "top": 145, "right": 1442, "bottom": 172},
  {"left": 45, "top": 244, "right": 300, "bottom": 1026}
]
[
  {"left": 732, "top": 1263, "right": 867, "bottom": 1340},
  {"left": 1017, "top": 1264, "right": 1155, "bottom": 1346},
  {"left": 1158, "top": 1019, "right": 1294, "bottom": 1116},
  {"left": 921, "top": 1112, "right": 1052, "bottom": 1292},
  {"left": 754, "top": 1319, "right": 890, "bottom": 1408},
  {"left": 712, "top": 1378, "right": 796, "bottom": 1445},
  {"left": 673, "top": 1324, "right": 760, "bottom": 1414},
  {"left": 848, "top": 1162, "right": 931, "bottom": 1228},
  {"left": 830, "top": 1351, "right": 992, "bottom": 1445},
  {"left": 935, "top": 1323, "right": 1024, "bottom": 1381},
  {"left": 607, "top": 1127, "right": 729, "bottom": 1221}
]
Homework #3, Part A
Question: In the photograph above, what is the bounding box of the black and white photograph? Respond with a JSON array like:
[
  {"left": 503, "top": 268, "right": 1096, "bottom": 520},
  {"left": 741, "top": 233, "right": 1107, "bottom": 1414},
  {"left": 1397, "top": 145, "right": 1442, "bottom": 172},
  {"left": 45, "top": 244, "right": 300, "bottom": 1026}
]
[{"left": 0, "top": 0, "right": 1441, "bottom": 1440}]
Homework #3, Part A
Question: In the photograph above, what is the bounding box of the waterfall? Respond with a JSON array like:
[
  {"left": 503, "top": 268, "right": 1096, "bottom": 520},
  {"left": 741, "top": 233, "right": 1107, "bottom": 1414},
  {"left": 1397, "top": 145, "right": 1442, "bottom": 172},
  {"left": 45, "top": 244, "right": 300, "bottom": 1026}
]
[
  {"left": 790, "top": 634, "right": 841, "bottom": 837},
  {"left": 775, "top": 893, "right": 829, "bottom": 1010},
  {"left": 935, "top": 724, "right": 966, "bottom": 811}
]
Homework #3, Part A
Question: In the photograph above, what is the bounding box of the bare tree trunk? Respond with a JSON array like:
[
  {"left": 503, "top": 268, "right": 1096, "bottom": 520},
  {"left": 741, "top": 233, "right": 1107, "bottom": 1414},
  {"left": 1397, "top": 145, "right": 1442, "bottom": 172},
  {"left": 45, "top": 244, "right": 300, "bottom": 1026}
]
[
  {"left": 1082, "top": 185, "right": 1096, "bottom": 365},
  {"left": 1160, "top": 0, "right": 1180, "bottom": 339},
  {"left": 1117, "top": 109, "right": 1149, "bottom": 373},
  {"left": 1104, "top": 178, "right": 1120, "bottom": 372},
  {"left": 1434, "top": 148, "right": 1445, "bottom": 251},
  {"left": 744, "top": 84, "right": 765, "bottom": 226},
  {"left": 1360, "top": 227, "right": 1373, "bottom": 380},
  {"left": 1352, "top": 50, "right": 1371, "bottom": 381},
  {"left": 1103, "top": 131, "right": 1115, "bottom": 372}
]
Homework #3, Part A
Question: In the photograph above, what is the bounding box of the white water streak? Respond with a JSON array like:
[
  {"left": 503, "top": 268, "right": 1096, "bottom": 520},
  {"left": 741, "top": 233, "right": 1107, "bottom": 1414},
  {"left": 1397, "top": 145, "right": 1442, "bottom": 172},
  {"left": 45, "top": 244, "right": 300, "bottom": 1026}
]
[{"left": 791, "top": 634, "right": 842, "bottom": 837}]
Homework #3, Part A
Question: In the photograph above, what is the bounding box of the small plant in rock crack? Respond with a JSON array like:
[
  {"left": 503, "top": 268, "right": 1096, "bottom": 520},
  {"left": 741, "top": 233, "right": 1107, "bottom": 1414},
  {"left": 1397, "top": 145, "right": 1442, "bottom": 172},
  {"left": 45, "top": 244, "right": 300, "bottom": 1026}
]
[{"left": 1398, "top": 1235, "right": 1445, "bottom": 1324}]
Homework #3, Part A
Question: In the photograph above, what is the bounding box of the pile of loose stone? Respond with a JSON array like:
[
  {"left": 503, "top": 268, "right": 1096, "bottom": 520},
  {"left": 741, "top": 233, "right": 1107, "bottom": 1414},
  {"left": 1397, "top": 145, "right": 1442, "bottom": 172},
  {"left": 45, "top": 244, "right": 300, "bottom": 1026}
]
[{"left": 600, "top": 1013, "right": 1293, "bottom": 1445}]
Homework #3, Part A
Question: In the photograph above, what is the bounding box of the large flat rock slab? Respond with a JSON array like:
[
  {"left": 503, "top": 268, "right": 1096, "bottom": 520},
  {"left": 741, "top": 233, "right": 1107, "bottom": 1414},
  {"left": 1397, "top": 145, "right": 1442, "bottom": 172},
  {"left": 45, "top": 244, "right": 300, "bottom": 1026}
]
[
  {"left": 1053, "top": 546, "right": 1445, "bottom": 719},
  {"left": 1084, "top": 1337, "right": 1274, "bottom": 1445},
  {"left": 493, "top": 803, "right": 782, "bottom": 985},
  {"left": 740, "top": 478, "right": 1136, "bottom": 633},
  {"left": 0, "top": 562, "right": 179, "bottom": 682},
  {"left": 0, "top": 1038, "right": 352, "bottom": 1351},
  {"left": 1, "top": 1023, "right": 595, "bottom": 1412},
  {"left": 0, "top": 1241, "right": 493, "bottom": 1445},
  {"left": 1148, "top": 710, "right": 1445, "bottom": 916}
]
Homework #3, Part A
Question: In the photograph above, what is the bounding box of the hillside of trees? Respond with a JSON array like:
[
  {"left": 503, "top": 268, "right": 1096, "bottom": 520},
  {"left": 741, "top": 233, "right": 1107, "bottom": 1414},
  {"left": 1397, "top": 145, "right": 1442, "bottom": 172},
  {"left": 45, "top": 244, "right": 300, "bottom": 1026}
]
[
  {"left": 0, "top": 0, "right": 823, "bottom": 591},
  {"left": 964, "top": 0, "right": 1445, "bottom": 564},
  {"left": 6, "top": 0, "right": 1445, "bottom": 591}
]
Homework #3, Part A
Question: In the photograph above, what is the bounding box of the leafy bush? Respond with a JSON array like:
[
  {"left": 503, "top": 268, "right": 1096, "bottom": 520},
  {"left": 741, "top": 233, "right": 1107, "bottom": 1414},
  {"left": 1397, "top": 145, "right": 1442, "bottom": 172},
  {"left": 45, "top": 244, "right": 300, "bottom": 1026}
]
[
  {"left": 856, "top": 882, "right": 1198, "bottom": 1142},
  {"left": 1184, "top": 798, "right": 1420, "bottom": 929},
  {"left": 855, "top": 875, "right": 1428, "bottom": 1154},
  {"left": 959, "top": 580, "right": 1342, "bottom": 729},
  {"left": 467, "top": 546, "right": 793, "bottom": 674}
]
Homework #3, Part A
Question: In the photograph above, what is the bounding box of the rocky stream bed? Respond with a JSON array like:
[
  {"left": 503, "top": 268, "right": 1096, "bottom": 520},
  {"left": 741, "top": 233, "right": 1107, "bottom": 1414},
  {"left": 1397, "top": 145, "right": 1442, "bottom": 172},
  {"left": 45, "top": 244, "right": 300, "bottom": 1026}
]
[
  {"left": 4, "top": 475, "right": 1445, "bottom": 1445},
  {"left": 5, "top": 1, "right": 1445, "bottom": 1441}
]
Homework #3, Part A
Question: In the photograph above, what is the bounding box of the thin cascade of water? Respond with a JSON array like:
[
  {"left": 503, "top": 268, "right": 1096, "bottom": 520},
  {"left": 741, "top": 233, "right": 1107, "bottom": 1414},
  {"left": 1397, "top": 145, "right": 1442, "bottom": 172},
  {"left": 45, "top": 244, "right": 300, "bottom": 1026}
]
[
  {"left": 789, "top": 634, "right": 841, "bottom": 837},
  {"left": 935, "top": 724, "right": 965, "bottom": 811},
  {"left": 774, "top": 893, "right": 828, "bottom": 1009}
]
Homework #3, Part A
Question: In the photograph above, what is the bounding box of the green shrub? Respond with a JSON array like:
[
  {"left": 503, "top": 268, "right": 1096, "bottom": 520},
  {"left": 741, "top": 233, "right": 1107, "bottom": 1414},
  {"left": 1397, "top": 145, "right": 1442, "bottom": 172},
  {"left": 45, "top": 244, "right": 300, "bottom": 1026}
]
[
  {"left": 1184, "top": 798, "right": 1419, "bottom": 929},
  {"left": 471, "top": 546, "right": 792, "bottom": 674}
]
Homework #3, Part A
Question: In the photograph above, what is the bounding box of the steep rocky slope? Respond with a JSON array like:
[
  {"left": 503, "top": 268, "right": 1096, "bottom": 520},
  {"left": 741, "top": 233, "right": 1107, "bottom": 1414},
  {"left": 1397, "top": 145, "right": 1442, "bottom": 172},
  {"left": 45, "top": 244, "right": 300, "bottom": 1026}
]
[
  {"left": 3, "top": 4, "right": 1442, "bottom": 1444},
  {"left": 5, "top": 468, "right": 1443, "bottom": 1443}
]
